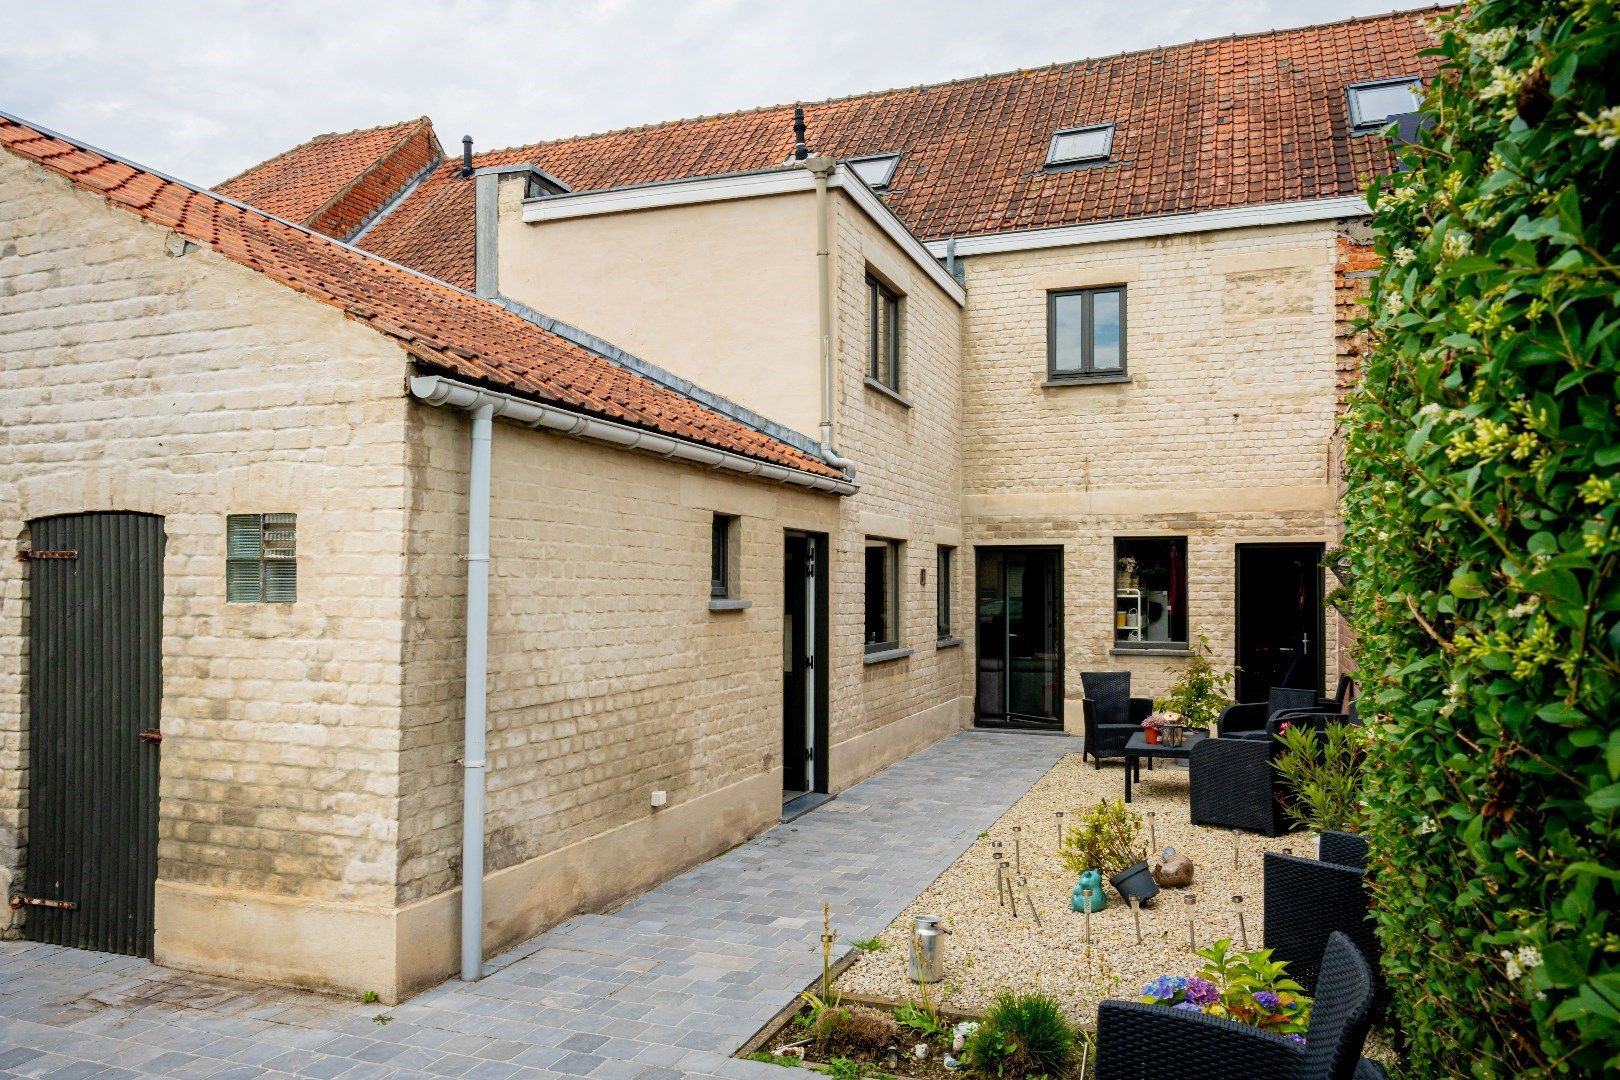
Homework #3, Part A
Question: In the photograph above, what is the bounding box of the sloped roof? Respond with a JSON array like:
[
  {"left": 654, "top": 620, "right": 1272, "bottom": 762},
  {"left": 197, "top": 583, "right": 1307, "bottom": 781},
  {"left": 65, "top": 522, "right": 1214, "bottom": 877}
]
[
  {"left": 338, "top": 7, "right": 1444, "bottom": 286},
  {"left": 0, "top": 112, "right": 844, "bottom": 483}
]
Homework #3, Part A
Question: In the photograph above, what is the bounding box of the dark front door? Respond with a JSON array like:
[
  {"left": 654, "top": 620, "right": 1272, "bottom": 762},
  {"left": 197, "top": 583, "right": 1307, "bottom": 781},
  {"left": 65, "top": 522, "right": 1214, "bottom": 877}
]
[
  {"left": 1235, "top": 543, "right": 1325, "bottom": 703},
  {"left": 25, "top": 512, "right": 163, "bottom": 957},
  {"left": 975, "top": 547, "right": 1063, "bottom": 729},
  {"left": 782, "top": 531, "right": 828, "bottom": 798}
]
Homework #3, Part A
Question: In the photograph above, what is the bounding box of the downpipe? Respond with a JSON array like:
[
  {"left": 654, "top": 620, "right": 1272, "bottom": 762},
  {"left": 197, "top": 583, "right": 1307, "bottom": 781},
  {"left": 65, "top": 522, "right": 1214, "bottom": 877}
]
[
  {"left": 460, "top": 402, "right": 493, "bottom": 982},
  {"left": 808, "top": 157, "right": 855, "bottom": 475}
]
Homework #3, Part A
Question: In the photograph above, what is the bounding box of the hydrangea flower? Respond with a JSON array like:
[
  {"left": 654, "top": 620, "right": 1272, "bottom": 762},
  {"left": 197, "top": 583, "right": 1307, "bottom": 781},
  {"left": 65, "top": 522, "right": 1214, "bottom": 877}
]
[
  {"left": 1171, "top": 1001, "right": 1203, "bottom": 1012},
  {"left": 1254, "top": 991, "right": 1282, "bottom": 1010},
  {"left": 1287, "top": 1034, "right": 1307, "bottom": 1047},
  {"left": 1141, "top": 975, "right": 1187, "bottom": 1001},
  {"left": 1186, "top": 976, "right": 1219, "bottom": 1006}
]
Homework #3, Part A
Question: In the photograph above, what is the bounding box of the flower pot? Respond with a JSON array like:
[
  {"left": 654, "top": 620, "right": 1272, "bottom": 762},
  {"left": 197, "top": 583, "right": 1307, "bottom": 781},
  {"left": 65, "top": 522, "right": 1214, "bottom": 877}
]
[
  {"left": 1111, "top": 860, "right": 1160, "bottom": 904},
  {"left": 1144, "top": 727, "right": 1160, "bottom": 745}
]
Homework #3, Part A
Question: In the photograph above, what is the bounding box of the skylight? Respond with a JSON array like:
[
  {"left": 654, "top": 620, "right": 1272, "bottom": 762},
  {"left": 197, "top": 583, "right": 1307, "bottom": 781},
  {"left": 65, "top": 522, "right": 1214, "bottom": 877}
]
[
  {"left": 848, "top": 153, "right": 901, "bottom": 190},
  {"left": 1045, "top": 124, "right": 1114, "bottom": 167},
  {"left": 1347, "top": 77, "right": 1423, "bottom": 132}
]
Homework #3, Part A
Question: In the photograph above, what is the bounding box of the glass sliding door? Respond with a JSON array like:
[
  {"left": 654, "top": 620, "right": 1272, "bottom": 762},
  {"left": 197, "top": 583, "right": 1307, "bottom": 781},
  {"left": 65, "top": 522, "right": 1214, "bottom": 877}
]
[{"left": 976, "top": 547, "right": 1063, "bottom": 729}]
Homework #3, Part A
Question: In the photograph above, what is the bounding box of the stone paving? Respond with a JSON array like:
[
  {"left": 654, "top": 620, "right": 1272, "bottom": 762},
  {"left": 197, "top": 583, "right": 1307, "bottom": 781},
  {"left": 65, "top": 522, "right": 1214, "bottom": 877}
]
[{"left": 0, "top": 730, "right": 1078, "bottom": 1080}]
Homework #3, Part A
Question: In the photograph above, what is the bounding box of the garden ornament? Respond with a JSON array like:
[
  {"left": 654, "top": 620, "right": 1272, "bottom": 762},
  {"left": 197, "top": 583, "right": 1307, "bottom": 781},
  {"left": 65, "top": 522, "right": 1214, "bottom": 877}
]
[
  {"left": 1153, "top": 846, "right": 1194, "bottom": 888},
  {"left": 1071, "top": 870, "right": 1107, "bottom": 912}
]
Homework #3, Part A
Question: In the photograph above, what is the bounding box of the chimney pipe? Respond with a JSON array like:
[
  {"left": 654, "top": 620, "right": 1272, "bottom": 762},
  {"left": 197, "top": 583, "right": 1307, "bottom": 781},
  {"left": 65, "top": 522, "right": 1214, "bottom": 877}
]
[
  {"left": 461, "top": 135, "right": 474, "bottom": 177},
  {"left": 793, "top": 107, "right": 808, "bottom": 161}
]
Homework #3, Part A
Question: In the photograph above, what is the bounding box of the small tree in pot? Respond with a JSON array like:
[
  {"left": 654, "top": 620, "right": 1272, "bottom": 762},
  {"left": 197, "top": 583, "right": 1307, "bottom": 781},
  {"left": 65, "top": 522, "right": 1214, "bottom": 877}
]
[
  {"left": 1153, "top": 635, "right": 1234, "bottom": 733},
  {"left": 1060, "top": 798, "right": 1158, "bottom": 903}
]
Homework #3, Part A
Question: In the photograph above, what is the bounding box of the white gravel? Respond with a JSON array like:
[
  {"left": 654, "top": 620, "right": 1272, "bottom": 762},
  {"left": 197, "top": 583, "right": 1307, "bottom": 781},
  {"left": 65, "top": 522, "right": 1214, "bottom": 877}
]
[{"left": 839, "top": 752, "right": 1306, "bottom": 1024}]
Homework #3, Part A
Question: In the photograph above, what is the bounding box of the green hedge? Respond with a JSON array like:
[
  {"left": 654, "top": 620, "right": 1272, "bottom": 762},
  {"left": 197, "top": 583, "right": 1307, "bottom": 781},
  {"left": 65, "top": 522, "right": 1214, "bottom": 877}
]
[{"left": 1343, "top": 2, "right": 1619, "bottom": 1075}]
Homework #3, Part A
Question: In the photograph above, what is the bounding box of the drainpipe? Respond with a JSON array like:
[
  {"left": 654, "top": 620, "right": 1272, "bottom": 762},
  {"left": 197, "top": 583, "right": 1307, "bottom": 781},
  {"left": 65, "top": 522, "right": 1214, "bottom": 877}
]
[
  {"left": 806, "top": 156, "right": 854, "bottom": 473},
  {"left": 460, "top": 402, "right": 493, "bottom": 981}
]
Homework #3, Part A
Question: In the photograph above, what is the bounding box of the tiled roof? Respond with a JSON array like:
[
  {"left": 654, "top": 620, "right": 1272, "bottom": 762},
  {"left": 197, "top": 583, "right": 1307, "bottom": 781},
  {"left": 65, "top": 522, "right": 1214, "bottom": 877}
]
[
  {"left": 218, "top": 117, "right": 442, "bottom": 240},
  {"left": 0, "top": 113, "right": 844, "bottom": 483},
  {"left": 344, "top": 7, "right": 1444, "bottom": 286}
]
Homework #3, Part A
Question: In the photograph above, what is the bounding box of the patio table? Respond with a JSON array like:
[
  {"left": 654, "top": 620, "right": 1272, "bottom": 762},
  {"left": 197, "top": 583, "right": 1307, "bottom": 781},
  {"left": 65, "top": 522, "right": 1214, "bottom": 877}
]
[{"left": 1122, "top": 730, "right": 1207, "bottom": 802}]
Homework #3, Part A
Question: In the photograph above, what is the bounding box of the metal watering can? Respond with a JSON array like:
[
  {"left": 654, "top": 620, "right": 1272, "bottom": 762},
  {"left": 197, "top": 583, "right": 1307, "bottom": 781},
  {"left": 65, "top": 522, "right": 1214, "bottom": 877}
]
[{"left": 908, "top": 914, "right": 947, "bottom": 983}]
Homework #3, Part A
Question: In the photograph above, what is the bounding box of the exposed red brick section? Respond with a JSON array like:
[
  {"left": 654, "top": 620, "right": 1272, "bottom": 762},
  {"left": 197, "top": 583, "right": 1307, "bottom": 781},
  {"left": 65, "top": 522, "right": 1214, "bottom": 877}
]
[
  {"left": 1334, "top": 232, "right": 1380, "bottom": 415},
  {"left": 1, "top": 115, "right": 842, "bottom": 483},
  {"left": 217, "top": 118, "right": 441, "bottom": 238},
  {"left": 344, "top": 8, "right": 1444, "bottom": 287}
]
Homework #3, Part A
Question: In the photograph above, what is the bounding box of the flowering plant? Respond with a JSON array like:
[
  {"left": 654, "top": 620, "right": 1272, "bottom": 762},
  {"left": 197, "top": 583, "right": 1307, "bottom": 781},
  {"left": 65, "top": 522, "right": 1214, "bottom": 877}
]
[
  {"left": 1141, "top": 711, "right": 1186, "bottom": 731},
  {"left": 1140, "top": 940, "right": 1311, "bottom": 1041}
]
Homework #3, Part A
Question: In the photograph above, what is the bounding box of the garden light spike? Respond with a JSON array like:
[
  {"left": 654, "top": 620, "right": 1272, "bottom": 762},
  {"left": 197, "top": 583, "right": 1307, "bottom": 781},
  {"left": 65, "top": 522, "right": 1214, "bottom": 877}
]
[
  {"left": 1233, "top": 894, "right": 1248, "bottom": 949},
  {"left": 1146, "top": 811, "right": 1157, "bottom": 855},
  {"left": 1011, "top": 825, "right": 1021, "bottom": 876},
  {"left": 1128, "top": 893, "right": 1142, "bottom": 945},
  {"left": 1054, "top": 811, "right": 1064, "bottom": 852},
  {"left": 1185, "top": 893, "right": 1197, "bottom": 951}
]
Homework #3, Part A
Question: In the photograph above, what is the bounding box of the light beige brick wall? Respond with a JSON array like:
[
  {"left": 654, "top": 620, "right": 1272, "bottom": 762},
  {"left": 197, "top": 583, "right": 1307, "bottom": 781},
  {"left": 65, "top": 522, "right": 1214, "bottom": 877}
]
[
  {"left": 0, "top": 152, "right": 413, "bottom": 906},
  {"left": 958, "top": 223, "right": 1345, "bottom": 703}
]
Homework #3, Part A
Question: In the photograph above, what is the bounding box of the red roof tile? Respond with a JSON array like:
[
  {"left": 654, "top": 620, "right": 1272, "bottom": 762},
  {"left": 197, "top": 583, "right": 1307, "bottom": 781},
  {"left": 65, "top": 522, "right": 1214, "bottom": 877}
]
[
  {"left": 1, "top": 113, "right": 843, "bottom": 484},
  {"left": 347, "top": 7, "right": 1445, "bottom": 287}
]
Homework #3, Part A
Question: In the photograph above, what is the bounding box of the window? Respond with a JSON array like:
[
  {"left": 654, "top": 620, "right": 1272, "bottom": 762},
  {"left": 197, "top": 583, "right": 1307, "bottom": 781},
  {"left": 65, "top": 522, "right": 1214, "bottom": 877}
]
[
  {"left": 848, "top": 153, "right": 901, "bottom": 190},
  {"left": 867, "top": 274, "right": 902, "bottom": 391},
  {"left": 864, "top": 538, "right": 901, "bottom": 653},
  {"left": 227, "top": 513, "right": 296, "bottom": 603},
  {"left": 936, "top": 546, "right": 955, "bottom": 641},
  {"left": 1048, "top": 286, "right": 1126, "bottom": 380},
  {"left": 1114, "top": 537, "right": 1187, "bottom": 647},
  {"left": 1045, "top": 124, "right": 1114, "bottom": 167},
  {"left": 710, "top": 514, "right": 737, "bottom": 599},
  {"left": 1347, "top": 78, "right": 1422, "bottom": 132}
]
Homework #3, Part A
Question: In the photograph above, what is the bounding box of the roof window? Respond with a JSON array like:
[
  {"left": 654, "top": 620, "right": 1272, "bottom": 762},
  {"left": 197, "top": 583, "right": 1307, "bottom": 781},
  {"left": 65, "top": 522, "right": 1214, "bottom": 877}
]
[
  {"left": 848, "top": 153, "right": 901, "bottom": 190},
  {"left": 1045, "top": 124, "right": 1114, "bottom": 167},
  {"left": 1347, "top": 77, "right": 1422, "bottom": 133}
]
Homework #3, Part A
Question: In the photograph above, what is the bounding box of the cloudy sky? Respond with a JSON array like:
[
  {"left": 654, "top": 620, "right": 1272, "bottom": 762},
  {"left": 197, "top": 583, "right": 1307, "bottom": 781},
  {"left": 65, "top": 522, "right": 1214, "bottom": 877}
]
[{"left": 1, "top": 1, "right": 1436, "bottom": 185}]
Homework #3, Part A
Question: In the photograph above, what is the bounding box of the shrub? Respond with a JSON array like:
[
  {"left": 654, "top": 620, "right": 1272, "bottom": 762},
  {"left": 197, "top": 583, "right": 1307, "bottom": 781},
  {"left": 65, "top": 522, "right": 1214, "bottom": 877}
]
[
  {"left": 1152, "top": 634, "right": 1234, "bottom": 729},
  {"left": 965, "top": 992, "right": 1075, "bottom": 1078},
  {"left": 1059, "top": 798, "right": 1145, "bottom": 878},
  {"left": 1343, "top": 1, "right": 1618, "bottom": 1074},
  {"left": 1140, "top": 940, "right": 1311, "bottom": 1039},
  {"left": 1272, "top": 722, "right": 1368, "bottom": 834}
]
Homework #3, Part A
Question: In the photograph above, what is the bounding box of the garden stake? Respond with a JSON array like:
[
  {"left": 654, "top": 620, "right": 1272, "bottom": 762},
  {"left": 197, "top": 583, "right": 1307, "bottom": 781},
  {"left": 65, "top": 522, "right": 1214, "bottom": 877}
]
[
  {"left": 1019, "top": 877, "right": 1041, "bottom": 927},
  {"left": 991, "top": 842, "right": 1004, "bottom": 904},
  {"left": 1233, "top": 894, "right": 1248, "bottom": 949},
  {"left": 1007, "top": 864, "right": 1018, "bottom": 917},
  {"left": 1146, "top": 811, "right": 1157, "bottom": 855},
  {"left": 1011, "top": 825, "right": 1022, "bottom": 875},
  {"left": 1054, "top": 811, "right": 1063, "bottom": 852},
  {"left": 1081, "top": 887, "right": 1093, "bottom": 946},
  {"left": 820, "top": 902, "right": 836, "bottom": 1001},
  {"left": 1128, "top": 893, "right": 1142, "bottom": 945},
  {"left": 1185, "top": 893, "right": 1197, "bottom": 951},
  {"left": 1232, "top": 831, "right": 1240, "bottom": 871}
]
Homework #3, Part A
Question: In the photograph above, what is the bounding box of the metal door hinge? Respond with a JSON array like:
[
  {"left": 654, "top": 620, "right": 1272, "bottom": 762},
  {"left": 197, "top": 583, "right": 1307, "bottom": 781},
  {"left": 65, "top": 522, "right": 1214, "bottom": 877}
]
[
  {"left": 139, "top": 729, "right": 162, "bottom": 744},
  {"left": 17, "top": 550, "right": 77, "bottom": 562},
  {"left": 9, "top": 894, "right": 76, "bottom": 911}
]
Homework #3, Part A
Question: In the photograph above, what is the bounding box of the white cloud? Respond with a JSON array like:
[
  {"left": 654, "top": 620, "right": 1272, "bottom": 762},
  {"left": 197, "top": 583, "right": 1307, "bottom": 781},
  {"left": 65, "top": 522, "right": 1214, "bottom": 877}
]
[{"left": 0, "top": 0, "right": 1438, "bottom": 184}]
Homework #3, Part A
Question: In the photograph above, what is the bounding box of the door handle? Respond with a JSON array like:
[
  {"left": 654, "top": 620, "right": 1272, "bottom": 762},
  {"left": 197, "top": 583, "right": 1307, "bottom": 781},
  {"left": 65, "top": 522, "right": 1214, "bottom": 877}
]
[{"left": 139, "top": 729, "right": 162, "bottom": 744}]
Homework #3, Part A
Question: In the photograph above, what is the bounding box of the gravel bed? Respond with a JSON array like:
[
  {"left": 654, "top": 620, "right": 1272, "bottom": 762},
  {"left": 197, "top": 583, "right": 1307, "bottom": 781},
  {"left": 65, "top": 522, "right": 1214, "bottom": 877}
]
[{"left": 838, "top": 752, "right": 1306, "bottom": 1024}]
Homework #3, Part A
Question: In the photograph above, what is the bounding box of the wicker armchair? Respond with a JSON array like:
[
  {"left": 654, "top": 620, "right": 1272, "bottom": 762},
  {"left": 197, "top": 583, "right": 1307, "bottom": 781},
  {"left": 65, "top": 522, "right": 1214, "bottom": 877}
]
[
  {"left": 1188, "top": 734, "right": 1289, "bottom": 835},
  {"left": 1265, "top": 832, "right": 1384, "bottom": 1010},
  {"left": 1096, "top": 931, "right": 1375, "bottom": 1080},
  {"left": 1080, "top": 671, "right": 1154, "bottom": 769},
  {"left": 1219, "top": 688, "right": 1320, "bottom": 740}
]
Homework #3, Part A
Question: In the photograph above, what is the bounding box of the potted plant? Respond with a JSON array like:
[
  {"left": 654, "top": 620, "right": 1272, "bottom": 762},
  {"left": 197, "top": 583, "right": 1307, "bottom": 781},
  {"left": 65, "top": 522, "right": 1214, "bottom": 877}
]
[
  {"left": 1273, "top": 720, "right": 1368, "bottom": 848},
  {"left": 1115, "top": 554, "right": 1139, "bottom": 591},
  {"left": 1154, "top": 634, "right": 1234, "bottom": 734},
  {"left": 1060, "top": 798, "right": 1158, "bottom": 903},
  {"left": 1142, "top": 711, "right": 1186, "bottom": 746}
]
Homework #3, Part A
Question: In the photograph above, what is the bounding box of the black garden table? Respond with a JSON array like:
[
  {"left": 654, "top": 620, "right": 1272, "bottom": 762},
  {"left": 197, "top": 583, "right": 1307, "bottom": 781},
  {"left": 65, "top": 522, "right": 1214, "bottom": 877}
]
[{"left": 1122, "top": 730, "right": 1207, "bottom": 802}]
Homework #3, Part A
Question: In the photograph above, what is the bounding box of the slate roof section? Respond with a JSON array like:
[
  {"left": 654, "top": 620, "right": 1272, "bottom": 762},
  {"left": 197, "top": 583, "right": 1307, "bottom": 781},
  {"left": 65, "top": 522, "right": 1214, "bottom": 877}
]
[
  {"left": 342, "top": 7, "right": 1444, "bottom": 286},
  {"left": 0, "top": 112, "right": 845, "bottom": 483},
  {"left": 217, "top": 117, "right": 442, "bottom": 240}
]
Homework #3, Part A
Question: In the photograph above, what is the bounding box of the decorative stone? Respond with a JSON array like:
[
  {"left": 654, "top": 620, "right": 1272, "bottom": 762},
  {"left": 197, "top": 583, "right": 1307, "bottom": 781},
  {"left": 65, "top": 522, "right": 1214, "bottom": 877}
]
[{"left": 1153, "top": 846, "right": 1195, "bottom": 888}]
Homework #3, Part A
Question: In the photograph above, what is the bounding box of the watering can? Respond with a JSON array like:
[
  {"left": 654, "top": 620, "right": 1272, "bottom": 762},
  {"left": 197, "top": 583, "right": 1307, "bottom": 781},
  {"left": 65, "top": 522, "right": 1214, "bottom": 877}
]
[{"left": 1071, "top": 870, "right": 1107, "bottom": 912}]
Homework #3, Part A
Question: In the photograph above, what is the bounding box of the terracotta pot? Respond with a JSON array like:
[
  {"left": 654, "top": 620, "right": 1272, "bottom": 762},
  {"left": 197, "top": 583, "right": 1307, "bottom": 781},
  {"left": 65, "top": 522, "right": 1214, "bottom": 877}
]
[{"left": 1144, "top": 727, "right": 1160, "bottom": 744}]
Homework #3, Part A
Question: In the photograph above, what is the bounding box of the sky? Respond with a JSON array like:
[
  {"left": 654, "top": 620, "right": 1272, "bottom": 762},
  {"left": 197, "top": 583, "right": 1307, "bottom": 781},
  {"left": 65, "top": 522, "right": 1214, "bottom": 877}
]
[{"left": 0, "top": 0, "right": 1440, "bottom": 186}]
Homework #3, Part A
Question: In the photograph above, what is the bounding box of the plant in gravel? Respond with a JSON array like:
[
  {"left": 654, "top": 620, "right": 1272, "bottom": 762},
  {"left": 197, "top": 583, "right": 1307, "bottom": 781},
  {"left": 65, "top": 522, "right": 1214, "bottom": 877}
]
[
  {"left": 1341, "top": 1, "right": 1619, "bottom": 1072},
  {"left": 964, "top": 992, "right": 1076, "bottom": 1079},
  {"left": 1272, "top": 722, "right": 1368, "bottom": 834},
  {"left": 1152, "top": 635, "right": 1234, "bottom": 730},
  {"left": 1060, "top": 798, "right": 1145, "bottom": 878},
  {"left": 852, "top": 936, "right": 887, "bottom": 953}
]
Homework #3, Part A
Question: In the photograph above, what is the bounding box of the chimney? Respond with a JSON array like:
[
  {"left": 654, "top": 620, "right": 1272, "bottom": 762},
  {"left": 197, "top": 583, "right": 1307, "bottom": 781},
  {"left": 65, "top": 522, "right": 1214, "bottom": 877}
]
[
  {"left": 793, "top": 107, "right": 809, "bottom": 161},
  {"left": 461, "top": 135, "right": 474, "bottom": 177}
]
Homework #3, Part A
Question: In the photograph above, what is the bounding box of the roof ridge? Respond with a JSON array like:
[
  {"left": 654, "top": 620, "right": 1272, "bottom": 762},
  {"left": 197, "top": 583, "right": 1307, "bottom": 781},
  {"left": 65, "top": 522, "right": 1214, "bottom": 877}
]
[
  {"left": 215, "top": 115, "right": 430, "bottom": 191},
  {"left": 470, "top": 4, "right": 1452, "bottom": 163},
  {"left": 302, "top": 118, "right": 444, "bottom": 236}
]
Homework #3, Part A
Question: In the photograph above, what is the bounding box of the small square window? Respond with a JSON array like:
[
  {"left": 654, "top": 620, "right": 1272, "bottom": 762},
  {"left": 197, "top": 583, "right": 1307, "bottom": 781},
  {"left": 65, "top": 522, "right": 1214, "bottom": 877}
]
[
  {"left": 710, "top": 514, "right": 738, "bottom": 599},
  {"left": 864, "top": 538, "right": 901, "bottom": 653},
  {"left": 1347, "top": 78, "right": 1422, "bottom": 132},
  {"left": 867, "top": 274, "right": 902, "bottom": 391},
  {"left": 848, "top": 153, "right": 901, "bottom": 190},
  {"left": 1046, "top": 124, "right": 1114, "bottom": 167},
  {"left": 936, "top": 546, "right": 955, "bottom": 641},
  {"left": 227, "top": 513, "right": 296, "bottom": 603},
  {"left": 1048, "top": 286, "right": 1126, "bottom": 380},
  {"left": 1114, "top": 537, "right": 1187, "bottom": 647}
]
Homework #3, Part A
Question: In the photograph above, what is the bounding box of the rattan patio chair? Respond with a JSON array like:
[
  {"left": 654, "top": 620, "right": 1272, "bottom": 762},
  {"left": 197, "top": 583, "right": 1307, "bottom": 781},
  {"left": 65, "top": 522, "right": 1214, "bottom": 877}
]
[
  {"left": 1080, "top": 671, "right": 1154, "bottom": 769},
  {"left": 1219, "top": 687, "right": 1321, "bottom": 740},
  {"left": 1265, "top": 831, "right": 1388, "bottom": 1022},
  {"left": 1188, "top": 733, "right": 1290, "bottom": 835},
  {"left": 1095, "top": 931, "right": 1375, "bottom": 1080}
]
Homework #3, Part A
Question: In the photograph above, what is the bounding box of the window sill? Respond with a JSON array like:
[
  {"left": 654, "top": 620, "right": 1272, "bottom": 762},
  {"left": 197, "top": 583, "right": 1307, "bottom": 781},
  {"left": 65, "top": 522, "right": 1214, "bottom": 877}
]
[
  {"left": 863, "top": 646, "right": 913, "bottom": 665},
  {"left": 935, "top": 637, "right": 963, "bottom": 650},
  {"left": 863, "top": 377, "right": 913, "bottom": 408},
  {"left": 1043, "top": 373, "right": 1132, "bottom": 388},
  {"left": 708, "top": 598, "right": 752, "bottom": 612},
  {"left": 1110, "top": 644, "right": 1192, "bottom": 656}
]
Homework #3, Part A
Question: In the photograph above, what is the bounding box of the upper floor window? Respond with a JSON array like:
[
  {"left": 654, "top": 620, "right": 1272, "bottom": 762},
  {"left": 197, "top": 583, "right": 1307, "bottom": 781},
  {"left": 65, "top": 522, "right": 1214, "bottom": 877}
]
[
  {"left": 1046, "top": 124, "right": 1114, "bottom": 167},
  {"left": 1048, "top": 286, "right": 1125, "bottom": 381},
  {"left": 227, "top": 513, "right": 296, "bottom": 603},
  {"left": 867, "top": 273, "right": 902, "bottom": 391},
  {"left": 1347, "top": 78, "right": 1422, "bottom": 133},
  {"left": 848, "top": 153, "right": 901, "bottom": 190}
]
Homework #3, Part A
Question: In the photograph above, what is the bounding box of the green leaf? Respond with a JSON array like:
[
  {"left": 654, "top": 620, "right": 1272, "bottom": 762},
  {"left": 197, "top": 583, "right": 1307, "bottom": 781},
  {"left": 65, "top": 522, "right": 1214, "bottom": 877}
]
[{"left": 1584, "top": 783, "right": 1620, "bottom": 812}]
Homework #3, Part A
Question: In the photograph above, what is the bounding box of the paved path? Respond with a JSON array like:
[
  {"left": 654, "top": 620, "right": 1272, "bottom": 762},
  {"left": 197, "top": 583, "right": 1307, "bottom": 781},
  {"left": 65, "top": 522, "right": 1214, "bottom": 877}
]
[{"left": 0, "top": 730, "right": 1077, "bottom": 1080}]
